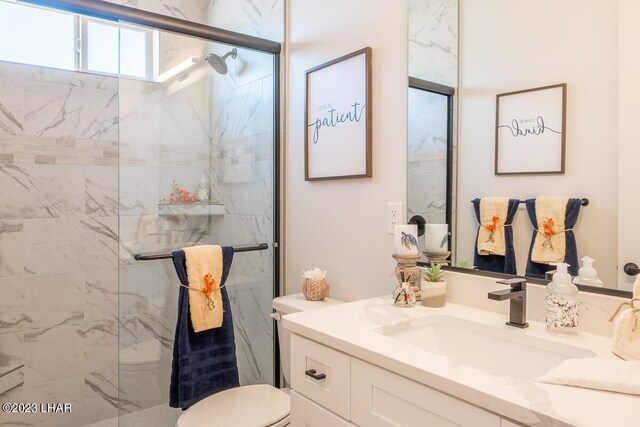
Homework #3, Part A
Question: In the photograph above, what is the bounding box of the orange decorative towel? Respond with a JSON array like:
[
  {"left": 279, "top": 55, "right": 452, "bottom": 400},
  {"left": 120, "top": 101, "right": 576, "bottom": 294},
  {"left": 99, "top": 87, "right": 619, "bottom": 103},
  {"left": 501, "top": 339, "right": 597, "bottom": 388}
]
[
  {"left": 477, "top": 197, "right": 509, "bottom": 256},
  {"left": 183, "top": 245, "right": 223, "bottom": 332},
  {"left": 532, "top": 196, "right": 568, "bottom": 264}
]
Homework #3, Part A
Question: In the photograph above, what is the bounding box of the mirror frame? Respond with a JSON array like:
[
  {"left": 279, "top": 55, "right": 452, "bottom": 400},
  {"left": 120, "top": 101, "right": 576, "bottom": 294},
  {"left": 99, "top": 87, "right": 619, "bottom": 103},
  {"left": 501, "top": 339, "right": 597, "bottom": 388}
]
[
  {"left": 417, "top": 265, "right": 634, "bottom": 298},
  {"left": 439, "top": 265, "right": 634, "bottom": 298}
]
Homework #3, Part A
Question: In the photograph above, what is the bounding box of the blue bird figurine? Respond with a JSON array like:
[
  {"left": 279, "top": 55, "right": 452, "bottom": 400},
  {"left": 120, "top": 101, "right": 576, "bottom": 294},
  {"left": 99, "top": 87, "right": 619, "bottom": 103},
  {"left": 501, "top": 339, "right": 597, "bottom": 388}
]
[
  {"left": 401, "top": 231, "right": 418, "bottom": 250},
  {"left": 440, "top": 234, "right": 448, "bottom": 249}
]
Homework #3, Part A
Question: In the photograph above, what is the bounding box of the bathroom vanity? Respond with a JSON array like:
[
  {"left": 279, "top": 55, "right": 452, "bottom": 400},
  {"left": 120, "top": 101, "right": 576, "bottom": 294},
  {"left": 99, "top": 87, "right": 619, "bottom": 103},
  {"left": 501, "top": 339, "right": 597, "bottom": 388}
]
[{"left": 283, "top": 297, "right": 639, "bottom": 427}]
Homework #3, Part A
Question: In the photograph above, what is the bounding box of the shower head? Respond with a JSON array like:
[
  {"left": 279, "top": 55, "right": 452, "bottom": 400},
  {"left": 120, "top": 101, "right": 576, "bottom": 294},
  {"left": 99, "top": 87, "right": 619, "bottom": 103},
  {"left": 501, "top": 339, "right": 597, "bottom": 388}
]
[{"left": 205, "top": 48, "right": 238, "bottom": 75}]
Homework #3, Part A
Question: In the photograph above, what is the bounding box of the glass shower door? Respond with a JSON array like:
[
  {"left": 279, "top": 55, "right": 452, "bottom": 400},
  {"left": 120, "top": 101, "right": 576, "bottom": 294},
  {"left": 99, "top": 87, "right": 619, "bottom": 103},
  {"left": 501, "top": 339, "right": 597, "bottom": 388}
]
[
  {"left": 407, "top": 85, "right": 453, "bottom": 227},
  {"left": 117, "top": 25, "right": 276, "bottom": 426}
]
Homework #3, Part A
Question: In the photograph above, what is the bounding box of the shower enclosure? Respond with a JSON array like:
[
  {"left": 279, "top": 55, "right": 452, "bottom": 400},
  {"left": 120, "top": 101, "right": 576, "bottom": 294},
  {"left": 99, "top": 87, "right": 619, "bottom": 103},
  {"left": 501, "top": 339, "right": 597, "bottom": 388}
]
[{"left": 0, "top": 1, "right": 280, "bottom": 426}]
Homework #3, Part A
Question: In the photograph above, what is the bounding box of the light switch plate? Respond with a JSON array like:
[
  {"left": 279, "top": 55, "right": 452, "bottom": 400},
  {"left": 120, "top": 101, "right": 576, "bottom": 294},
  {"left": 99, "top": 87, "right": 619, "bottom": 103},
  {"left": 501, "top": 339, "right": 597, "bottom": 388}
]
[{"left": 387, "top": 202, "right": 405, "bottom": 234}]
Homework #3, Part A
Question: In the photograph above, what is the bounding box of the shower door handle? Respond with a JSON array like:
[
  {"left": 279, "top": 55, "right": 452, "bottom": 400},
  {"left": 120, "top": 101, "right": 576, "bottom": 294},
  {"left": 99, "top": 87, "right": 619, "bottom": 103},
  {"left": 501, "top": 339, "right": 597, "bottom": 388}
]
[{"left": 304, "top": 369, "right": 326, "bottom": 381}]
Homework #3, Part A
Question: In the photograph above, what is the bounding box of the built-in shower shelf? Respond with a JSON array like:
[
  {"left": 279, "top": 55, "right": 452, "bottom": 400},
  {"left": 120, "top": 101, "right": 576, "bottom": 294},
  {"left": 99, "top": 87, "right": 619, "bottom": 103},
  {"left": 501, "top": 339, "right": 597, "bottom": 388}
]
[{"left": 158, "top": 202, "right": 225, "bottom": 217}]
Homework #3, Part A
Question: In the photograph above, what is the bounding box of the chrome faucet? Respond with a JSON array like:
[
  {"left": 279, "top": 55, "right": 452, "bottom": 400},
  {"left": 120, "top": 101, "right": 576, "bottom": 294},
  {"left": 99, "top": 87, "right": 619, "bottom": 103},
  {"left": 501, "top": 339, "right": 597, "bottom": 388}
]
[{"left": 488, "top": 278, "right": 529, "bottom": 328}]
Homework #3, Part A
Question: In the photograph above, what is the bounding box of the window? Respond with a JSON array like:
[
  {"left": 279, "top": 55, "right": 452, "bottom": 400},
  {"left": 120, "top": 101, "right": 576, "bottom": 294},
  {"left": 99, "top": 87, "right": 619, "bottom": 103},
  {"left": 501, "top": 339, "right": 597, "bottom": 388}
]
[
  {"left": 119, "top": 27, "right": 150, "bottom": 78},
  {"left": 0, "top": 1, "right": 76, "bottom": 70},
  {"left": 82, "top": 18, "right": 153, "bottom": 79},
  {"left": 0, "top": 1, "right": 156, "bottom": 80},
  {"left": 85, "top": 20, "right": 120, "bottom": 75}
]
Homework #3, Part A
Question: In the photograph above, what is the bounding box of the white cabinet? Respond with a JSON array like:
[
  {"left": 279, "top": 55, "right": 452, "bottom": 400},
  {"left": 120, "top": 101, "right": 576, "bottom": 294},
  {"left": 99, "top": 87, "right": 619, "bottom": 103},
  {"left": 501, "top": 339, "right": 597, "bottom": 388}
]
[
  {"left": 290, "top": 333, "right": 518, "bottom": 427},
  {"left": 290, "top": 334, "right": 351, "bottom": 419},
  {"left": 290, "top": 391, "right": 356, "bottom": 427},
  {"left": 350, "top": 359, "right": 501, "bottom": 427}
]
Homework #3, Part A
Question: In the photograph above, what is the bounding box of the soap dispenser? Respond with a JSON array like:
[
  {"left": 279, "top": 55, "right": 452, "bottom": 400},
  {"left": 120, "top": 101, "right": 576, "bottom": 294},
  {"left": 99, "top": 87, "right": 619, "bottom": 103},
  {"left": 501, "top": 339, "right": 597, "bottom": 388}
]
[
  {"left": 573, "top": 256, "right": 604, "bottom": 287},
  {"left": 545, "top": 263, "right": 580, "bottom": 334}
]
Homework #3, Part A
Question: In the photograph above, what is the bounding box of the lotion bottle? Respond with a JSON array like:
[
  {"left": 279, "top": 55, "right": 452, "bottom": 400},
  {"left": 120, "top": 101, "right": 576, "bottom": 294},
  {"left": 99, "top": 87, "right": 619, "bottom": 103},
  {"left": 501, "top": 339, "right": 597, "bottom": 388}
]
[{"left": 545, "top": 263, "right": 580, "bottom": 334}]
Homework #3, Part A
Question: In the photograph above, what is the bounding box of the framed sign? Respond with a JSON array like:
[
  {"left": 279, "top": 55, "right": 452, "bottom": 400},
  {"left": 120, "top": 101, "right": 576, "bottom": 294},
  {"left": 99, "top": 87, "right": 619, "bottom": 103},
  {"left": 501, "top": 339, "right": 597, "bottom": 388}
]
[
  {"left": 305, "top": 47, "right": 372, "bottom": 181},
  {"left": 495, "top": 83, "right": 567, "bottom": 175}
]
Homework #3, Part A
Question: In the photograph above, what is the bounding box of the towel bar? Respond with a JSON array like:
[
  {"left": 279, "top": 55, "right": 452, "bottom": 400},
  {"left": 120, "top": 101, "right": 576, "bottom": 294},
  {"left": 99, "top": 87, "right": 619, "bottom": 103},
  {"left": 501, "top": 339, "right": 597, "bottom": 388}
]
[
  {"left": 470, "top": 198, "right": 589, "bottom": 206},
  {"left": 134, "top": 243, "right": 269, "bottom": 261}
]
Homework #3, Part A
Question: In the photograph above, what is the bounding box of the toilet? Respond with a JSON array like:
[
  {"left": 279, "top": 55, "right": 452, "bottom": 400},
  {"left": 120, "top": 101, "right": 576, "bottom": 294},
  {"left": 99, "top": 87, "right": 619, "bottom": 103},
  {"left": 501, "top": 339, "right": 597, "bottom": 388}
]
[{"left": 176, "top": 293, "right": 343, "bottom": 427}]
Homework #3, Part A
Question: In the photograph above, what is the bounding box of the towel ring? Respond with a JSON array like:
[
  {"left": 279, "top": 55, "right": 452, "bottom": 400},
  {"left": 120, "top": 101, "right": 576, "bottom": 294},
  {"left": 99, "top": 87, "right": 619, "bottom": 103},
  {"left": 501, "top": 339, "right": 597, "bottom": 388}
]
[
  {"left": 624, "top": 263, "right": 640, "bottom": 277},
  {"left": 408, "top": 215, "right": 426, "bottom": 236}
]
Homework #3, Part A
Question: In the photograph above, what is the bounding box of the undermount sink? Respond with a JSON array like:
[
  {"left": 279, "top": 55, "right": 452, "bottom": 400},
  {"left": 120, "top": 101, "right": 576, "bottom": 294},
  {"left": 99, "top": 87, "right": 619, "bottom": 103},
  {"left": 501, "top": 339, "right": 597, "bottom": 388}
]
[{"left": 379, "top": 315, "right": 596, "bottom": 379}]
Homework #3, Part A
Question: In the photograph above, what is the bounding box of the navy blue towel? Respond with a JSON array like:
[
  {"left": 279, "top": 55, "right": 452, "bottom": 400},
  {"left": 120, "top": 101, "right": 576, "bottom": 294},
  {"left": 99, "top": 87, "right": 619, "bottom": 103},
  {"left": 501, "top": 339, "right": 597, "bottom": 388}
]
[
  {"left": 169, "top": 246, "right": 239, "bottom": 410},
  {"left": 472, "top": 198, "right": 519, "bottom": 275},
  {"left": 525, "top": 198, "right": 581, "bottom": 279}
]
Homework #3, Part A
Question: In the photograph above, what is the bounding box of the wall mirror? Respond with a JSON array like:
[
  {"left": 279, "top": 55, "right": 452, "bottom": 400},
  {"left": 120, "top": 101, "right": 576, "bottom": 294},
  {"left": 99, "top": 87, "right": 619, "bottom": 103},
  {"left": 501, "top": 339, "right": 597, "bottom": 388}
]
[{"left": 407, "top": 0, "right": 637, "bottom": 297}]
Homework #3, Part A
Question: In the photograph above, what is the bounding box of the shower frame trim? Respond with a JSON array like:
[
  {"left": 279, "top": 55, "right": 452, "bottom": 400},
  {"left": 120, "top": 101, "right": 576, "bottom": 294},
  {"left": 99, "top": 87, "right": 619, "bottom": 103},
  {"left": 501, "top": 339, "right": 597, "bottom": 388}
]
[{"left": 21, "top": 0, "right": 284, "bottom": 387}]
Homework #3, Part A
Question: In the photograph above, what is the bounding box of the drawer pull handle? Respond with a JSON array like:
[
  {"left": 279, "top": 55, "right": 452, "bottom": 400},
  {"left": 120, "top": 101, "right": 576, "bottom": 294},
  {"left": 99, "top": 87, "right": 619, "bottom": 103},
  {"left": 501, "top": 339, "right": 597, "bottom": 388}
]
[{"left": 304, "top": 369, "right": 326, "bottom": 381}]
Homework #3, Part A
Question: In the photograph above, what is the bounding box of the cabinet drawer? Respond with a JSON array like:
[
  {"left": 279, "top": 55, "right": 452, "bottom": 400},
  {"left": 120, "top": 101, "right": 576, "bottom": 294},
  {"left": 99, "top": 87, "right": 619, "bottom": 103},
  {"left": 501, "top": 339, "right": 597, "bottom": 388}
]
[
  {"left": 351, "top": 359, "right": 501, "bottom": 427},
  {"left": 291, "top": 334, "right": 350, "bottom": 419},
  {"left": 290, "top": 391, "right": 355, "bottom": 427}
]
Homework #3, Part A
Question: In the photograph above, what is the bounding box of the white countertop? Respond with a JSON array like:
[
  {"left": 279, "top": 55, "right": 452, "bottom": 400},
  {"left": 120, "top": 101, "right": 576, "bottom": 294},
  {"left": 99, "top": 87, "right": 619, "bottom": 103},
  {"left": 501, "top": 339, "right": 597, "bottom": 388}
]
[{"left": 283, "top": 297, "right": 640, "bottom": 427}]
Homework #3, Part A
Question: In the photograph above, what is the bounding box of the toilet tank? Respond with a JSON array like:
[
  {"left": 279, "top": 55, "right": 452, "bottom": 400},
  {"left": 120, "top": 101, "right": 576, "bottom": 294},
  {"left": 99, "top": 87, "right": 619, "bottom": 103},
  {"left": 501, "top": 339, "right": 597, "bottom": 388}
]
[{"left": 272, "top": 294, "right": 343, "bottom": 386}]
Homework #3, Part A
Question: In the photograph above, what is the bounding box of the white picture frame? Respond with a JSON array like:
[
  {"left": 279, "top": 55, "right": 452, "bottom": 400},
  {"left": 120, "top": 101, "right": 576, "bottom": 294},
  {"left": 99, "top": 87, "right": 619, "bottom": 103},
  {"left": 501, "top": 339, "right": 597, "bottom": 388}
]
[
  {"left": 305, "top": 47, "right": 372, "bottom": 181},
  {"left": 495, "top": 84, "right": 567, "bottom": 175}
]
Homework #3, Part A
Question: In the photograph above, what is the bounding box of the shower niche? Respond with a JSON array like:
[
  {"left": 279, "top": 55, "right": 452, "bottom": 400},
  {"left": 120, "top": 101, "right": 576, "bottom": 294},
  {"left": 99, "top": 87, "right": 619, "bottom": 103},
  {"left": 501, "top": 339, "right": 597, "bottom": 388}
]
[
  {"left": 157, "top": 179, "right": 225, "bottom": 217},
  {"left": 157, "top": 202, "right": 225, "bottom": 217}
]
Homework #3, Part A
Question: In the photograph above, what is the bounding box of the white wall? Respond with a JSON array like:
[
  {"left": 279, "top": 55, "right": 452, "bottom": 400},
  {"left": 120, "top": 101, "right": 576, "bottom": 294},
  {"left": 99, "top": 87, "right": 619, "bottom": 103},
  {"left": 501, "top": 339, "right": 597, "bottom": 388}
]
[
  {"left": 285, "top": 0, "right": 408, "bottom": 301},
  {"left": 457, "top": 0, "right": 619, "bottom": 285}
]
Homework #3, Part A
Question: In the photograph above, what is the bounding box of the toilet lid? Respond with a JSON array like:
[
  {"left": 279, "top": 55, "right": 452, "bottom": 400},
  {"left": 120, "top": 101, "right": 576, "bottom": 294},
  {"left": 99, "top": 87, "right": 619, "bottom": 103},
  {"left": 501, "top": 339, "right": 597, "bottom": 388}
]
[{"left": 176, "top": 385, "right": 290, "bottom": 427}]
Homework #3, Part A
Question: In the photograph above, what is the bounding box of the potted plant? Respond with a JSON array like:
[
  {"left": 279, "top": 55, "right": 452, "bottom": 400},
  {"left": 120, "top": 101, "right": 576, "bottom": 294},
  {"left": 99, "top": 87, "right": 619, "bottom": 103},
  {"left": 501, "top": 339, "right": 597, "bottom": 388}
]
[
  {"left": 456, "top": 260, "right": 475, "bottom": 269},
  {"left": 421, "top": 263, "right": 447, "bottom": 308}
]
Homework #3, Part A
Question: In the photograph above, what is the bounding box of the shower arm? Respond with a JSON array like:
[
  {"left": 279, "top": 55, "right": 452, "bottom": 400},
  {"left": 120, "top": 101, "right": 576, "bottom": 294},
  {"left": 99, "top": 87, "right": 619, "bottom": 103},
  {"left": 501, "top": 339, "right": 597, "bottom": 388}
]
[{"left": 222, "top": 49, "right": 238, "bottom": 60}]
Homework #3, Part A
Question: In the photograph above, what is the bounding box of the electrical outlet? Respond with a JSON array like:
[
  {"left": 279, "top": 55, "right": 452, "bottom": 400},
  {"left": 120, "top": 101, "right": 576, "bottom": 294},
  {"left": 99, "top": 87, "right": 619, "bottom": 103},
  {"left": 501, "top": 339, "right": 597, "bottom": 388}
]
[{"left": 387, "top": 202, "right": 405, "bottom": 234}]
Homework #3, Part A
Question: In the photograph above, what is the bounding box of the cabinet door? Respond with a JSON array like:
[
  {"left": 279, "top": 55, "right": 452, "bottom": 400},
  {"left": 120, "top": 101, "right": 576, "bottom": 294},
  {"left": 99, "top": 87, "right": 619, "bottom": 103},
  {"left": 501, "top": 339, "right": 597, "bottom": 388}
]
[
  {"left": 290, "top": 391, "right": 355, "bottom": 427},
  {"left": 351, "top": 359, "right": 501, "bottom": 427},
  {"left": 291, "top": 334, "right": 351, "bottom": 419}
]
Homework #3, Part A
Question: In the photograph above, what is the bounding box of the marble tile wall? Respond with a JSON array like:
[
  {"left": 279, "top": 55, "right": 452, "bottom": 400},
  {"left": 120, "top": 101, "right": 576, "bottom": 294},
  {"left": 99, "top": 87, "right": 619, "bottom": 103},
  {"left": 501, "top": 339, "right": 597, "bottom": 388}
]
[
  {"left": 409, "top": 0, "right": 458, "bottom": 87},
  {"left": 0, "top": 62, "right": 120, "bottom": 427},
  {"left": 206, "top": 0, "right": 284, "bottom": 42}
]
